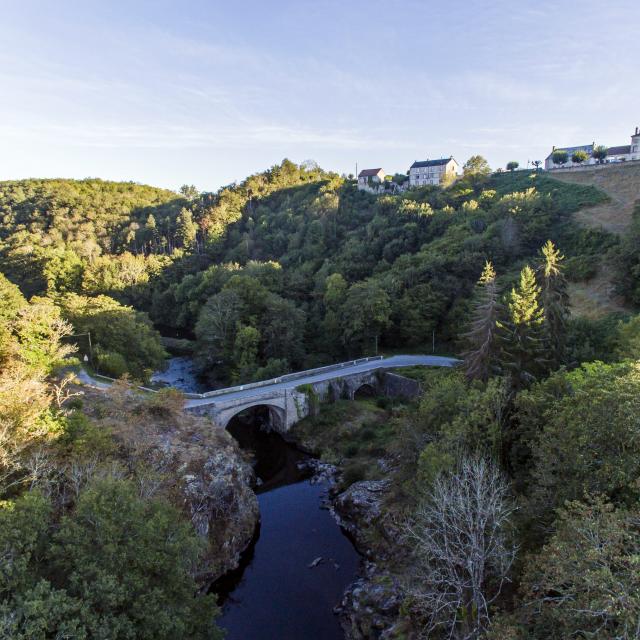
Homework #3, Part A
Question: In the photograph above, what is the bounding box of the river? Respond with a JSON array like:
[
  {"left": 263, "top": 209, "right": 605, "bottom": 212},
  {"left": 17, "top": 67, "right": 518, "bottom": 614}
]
[{"left": 154, "top": 358, "right": 361, "bottom": 639}]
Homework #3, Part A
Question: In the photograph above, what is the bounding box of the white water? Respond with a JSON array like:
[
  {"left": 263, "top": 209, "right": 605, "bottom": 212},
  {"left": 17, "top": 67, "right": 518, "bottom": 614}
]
[{"left": 150, "top": 356, "right": 209, "bottom": 393}]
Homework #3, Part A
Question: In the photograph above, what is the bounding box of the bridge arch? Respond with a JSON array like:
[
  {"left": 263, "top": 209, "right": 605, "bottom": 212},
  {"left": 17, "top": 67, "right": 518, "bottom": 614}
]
[
  {"left": 218, "top": 401, "right": 286, "bottom": 431},
  {"left": 353, "top": 382, "right": 376, "bottom": 399}
]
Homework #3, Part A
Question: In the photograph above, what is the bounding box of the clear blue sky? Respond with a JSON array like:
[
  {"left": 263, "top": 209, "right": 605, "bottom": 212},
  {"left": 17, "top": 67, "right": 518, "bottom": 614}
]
[{"left": 1, "top": 0, "right": 639, "bottom": 192}]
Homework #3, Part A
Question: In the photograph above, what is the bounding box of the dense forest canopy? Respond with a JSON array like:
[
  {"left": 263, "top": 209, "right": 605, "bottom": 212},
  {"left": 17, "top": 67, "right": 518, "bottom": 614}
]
[
  {"left": 0, "top": 160, "right": 623, "bottom": 386},
  {"left": 3, "top": 158, "right": 640, "bottom": 638}
]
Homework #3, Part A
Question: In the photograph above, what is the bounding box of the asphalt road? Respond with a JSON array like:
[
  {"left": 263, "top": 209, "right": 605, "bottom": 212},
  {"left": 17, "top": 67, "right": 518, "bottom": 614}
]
[{"left": 184, "top": 355, "right": 458, "bottom": 408}]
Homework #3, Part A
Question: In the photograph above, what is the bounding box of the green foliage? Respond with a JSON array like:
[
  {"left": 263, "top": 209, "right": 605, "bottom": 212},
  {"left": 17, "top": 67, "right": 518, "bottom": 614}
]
[
  {"left": 565, "top": 314, "right": 622, "bottom": 364},
  {"left": 592, "top": 144, "right": 608, "bottom": 163},
  {"left": 498, "top": 265, "right": 547, "bottom": 388},
  {"left": 462, "top": 155, "right": 492, "bottom": 181},
  {"left": 175, "top": 208, "right": 198, "bottom": 250},
  {"left": 58, "top": 293, "right": 167, "bottom": 381},
  {"left": 518, "top": 498, "right": 640, "bottom": 639},
  {"left": 551, "top": 149, "right": 568, "bottom": 165},
  {"left": 506, "top": 161, "right": 519, "bottom": 172},
  {"left": 232, "top": 324, "right": 260, "bottom": 382},
  {"left": 0, "top": 481, "right": 221, "bottom": 639},
  {"left": 341, "top": 280, "right": 391, "bottom": 354},
  {"left": 539, "top": 240, "right": 569, "bottom": 367},
  {"left": 571, "top": 149, "right": 589, "bottom": 164},
  {"left": 615, "top": 313, "right": 640, "bottom": 360},
  {"left": 291, "top": 400, "right": 393, "bottom": 485},
  {"left": 96, "top": 350, "right": 129, "bottom": 378},
  {"left": 519, "top": 361, "right": 640, "bottom": 523},
  {"left": 462, "top": 261, "right": 501, "bottom": 382},
  {"left": 562, "top": 254, "right": 598, "bottom": 281},
  {"left": 613, "top": 202, "right": 640, "bottom": 305},
  {"left": 0, "top": 178, "right": 185, "bottom": 298}
]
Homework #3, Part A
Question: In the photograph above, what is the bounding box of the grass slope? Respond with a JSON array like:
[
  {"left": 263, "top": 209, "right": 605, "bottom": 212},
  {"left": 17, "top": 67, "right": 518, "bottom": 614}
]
[{"left": 550, "top": 162, "right": 640, "bottom": 235}]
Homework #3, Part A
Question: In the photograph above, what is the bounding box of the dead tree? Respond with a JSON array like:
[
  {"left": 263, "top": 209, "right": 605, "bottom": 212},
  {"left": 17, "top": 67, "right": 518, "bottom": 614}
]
[{"left": 405, "top": 457, "right": 516, "bottom": 639}]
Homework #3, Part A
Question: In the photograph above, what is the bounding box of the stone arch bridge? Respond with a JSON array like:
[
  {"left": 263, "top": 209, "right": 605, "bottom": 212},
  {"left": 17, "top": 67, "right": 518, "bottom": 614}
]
[{"left": 185, "top": 355, "right": 458, "bottom": 433}]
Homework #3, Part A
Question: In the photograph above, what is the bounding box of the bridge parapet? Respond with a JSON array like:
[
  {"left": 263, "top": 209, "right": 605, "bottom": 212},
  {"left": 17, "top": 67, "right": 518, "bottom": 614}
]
[{"left": 193, "top": 356, "right": 384, "bottom": 400}]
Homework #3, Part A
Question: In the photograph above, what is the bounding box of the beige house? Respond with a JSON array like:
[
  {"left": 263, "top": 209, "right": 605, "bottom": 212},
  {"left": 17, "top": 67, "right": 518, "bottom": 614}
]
[
  {"left": 409, "top": 157, "right": 458, "bottom": 187},
  {"left": 357, "top": 168, "right": 385, "bottom": 192}
]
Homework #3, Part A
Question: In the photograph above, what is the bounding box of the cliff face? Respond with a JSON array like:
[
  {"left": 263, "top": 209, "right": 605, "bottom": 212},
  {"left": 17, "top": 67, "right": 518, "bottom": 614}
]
[
  {"left": 78, "top": 383, "right": 260, "bottom": 583},
  {"left": 179, "top": 433, "right": 259, "bottom": 582}
]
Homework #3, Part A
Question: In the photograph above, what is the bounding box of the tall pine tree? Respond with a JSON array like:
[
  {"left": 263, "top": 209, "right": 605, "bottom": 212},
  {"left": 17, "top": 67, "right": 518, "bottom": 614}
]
[
  {"left": 175, "top": 208, "right": 198, "bottom": 251},
  {"left": 462, "top": 261, "right": 502, "bottom": 382},
  {"left": 498, "top": 265, "right": 547, "bottom": 390},
  {"left": 538, "top": 240, "right": 570, "bottom": 368}
]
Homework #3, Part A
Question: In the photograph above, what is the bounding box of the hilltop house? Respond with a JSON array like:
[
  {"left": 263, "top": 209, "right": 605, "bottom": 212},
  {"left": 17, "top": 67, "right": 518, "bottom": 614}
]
[
  {"left": 545, "top": 127, "right": 640, "bottom": 169},
  {"left": 409, "top": 157, "right": 459, "bottom": 187},
  {"left": 357, "top": 168, "right": 385, "bottom": 192}
]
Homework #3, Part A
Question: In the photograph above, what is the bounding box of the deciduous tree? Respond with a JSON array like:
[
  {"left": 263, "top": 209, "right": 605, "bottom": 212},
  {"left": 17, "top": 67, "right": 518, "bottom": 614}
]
[{"left": 405, "top": 458, "right": 516, "bottom": 640}]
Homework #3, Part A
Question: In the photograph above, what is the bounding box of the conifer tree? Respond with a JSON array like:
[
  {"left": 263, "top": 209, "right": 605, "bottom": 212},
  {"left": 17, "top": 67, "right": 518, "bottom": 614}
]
[
  {"left": 498, "top": 265, "right": 547, "bottom": 390},
  {"left": 175, "top": 208, "right": 198, "bottom": 251},
  {"left": 538, "top": 240, "right": 570, "bottom": 368},
  {"left": 462, "top": 261, "right": 501, "bottom": 382}
]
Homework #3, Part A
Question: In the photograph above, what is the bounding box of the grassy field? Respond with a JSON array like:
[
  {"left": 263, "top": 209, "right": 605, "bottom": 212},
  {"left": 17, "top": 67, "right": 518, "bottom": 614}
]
[{"left": 535, "top": 163, "right": 640, "bottom": 318}]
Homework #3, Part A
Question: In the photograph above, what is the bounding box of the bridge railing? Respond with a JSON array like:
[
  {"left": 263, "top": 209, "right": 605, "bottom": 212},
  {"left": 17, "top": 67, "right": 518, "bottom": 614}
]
[
  {"left": 194, "top": 355, "right": 385, "bottom": 400},
  {"left": 79, "top": 356, "right": 387, "bottom": 401}
]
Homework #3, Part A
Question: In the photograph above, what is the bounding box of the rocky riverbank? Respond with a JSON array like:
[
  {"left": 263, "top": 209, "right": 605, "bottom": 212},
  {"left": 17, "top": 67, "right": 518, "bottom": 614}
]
[
  {"left": 289, "top": 400, "right": 410, "bottom": 639},
  {"left": 331, "top": 479, "right": 406, "bottom": 639},
  {"left": 77, "top": 383, "right": 260, "bottom": 584},
  {"left": 300, "top": 457, "right": 405, "bottom": 639}
]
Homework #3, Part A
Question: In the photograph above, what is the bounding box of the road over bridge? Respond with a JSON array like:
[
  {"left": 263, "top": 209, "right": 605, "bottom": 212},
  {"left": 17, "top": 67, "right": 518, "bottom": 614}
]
[{"left": 184, "top": 355, "right": 458, "bottom": 432}]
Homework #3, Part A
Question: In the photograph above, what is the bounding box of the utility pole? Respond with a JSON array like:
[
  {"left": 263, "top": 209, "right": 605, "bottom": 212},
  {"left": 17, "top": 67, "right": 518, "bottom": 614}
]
[{"left": 69, "top": 332, "right": 93, "bottom": 368}]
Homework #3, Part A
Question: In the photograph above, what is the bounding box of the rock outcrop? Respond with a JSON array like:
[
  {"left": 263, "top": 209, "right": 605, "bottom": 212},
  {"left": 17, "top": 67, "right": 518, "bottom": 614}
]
[
  {"left": 332, "top": 478, "right": 405, "bottom": 639},
  {"left": 332, "top": 479, "right": 390, "bottom": 553},
  {"left": 79, "top": 384, "right": 260, "bottom": 584},
  {"left": 336, "top": 562, "right": 403, "bottom": 640}
]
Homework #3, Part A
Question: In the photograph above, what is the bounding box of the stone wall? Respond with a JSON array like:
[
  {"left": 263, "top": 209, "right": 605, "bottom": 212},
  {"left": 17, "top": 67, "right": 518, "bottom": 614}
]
[{"left": 381, "top": 371, "right": 422, "bottom": 400}]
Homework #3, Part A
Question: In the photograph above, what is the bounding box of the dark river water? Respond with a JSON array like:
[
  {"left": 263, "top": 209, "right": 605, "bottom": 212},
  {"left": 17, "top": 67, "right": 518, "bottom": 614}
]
[
  {"left": 213, "top": 410, "right": 361, "bottom": 640},
  {"left": 152, "top": 357, "right": 361, "bottom": 638}
]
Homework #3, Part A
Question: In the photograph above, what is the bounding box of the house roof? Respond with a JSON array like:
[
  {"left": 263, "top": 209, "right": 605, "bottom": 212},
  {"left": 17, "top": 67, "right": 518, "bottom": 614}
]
[
  {"left": 546, "top": 144, "right": 594, "bottom": 159},
  {"left": 410, "top": 157, "right": 455, "bottom": 169},
  {"left": 358, "top": 168, "right": 383, "bottom": 178},
  {"left": 606, "top": 145, "right": 631, "bottom": 155}
]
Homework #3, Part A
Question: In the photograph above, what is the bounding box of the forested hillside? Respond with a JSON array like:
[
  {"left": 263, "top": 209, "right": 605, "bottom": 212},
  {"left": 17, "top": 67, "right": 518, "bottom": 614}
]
[
  {"left": 3, "top": 159, "right": 640, "bottom": 638},
  {"left": 2, "top": 159, "right": 626, "bottom": 386}
]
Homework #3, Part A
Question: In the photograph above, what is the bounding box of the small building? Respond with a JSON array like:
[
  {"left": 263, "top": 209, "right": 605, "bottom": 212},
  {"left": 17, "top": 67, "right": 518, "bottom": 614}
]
[
  {"left": 357, "top": 168, "right": 385, "bottom": 192},
  {"left": 544, "top": 144, "right": 594, "bottom": 170},
  {"left": 408, "top": 157, "right": 458, "bottom": 187},
  {"left": 545, "top": 127, "right": 640, "bottom": 169}
]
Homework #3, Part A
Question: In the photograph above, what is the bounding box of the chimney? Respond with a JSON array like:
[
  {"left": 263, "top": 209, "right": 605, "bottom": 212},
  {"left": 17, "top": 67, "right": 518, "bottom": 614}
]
[{"left": 636, "top": 126, "right": 639, "bottom": 136}]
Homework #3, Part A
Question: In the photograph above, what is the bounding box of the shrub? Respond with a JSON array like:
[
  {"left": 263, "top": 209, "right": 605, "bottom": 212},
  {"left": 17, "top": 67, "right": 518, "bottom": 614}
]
[
  {"left": 519, "top": 498, "right": 640, "bottom": 639},
  {"left": 342, "top": 461, "right": 368, "bottom": 486},
  {"left": 97, "top": 350, "right": 128, "bottom": 378},
  {"left": 521, "top": 361, "right": 640, "bottom": 525},
  {"left": 146, "top": 388, "right": 185, "bottom": 419},
  {"left": 563, "top": 254, "right": 598, "bottom": 281}
]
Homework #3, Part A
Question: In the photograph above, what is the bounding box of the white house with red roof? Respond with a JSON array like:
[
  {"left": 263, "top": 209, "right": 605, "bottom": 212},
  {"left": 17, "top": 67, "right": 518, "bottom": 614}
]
[{"left": 357, "top": 167, "right": 386, "bottom": 192}]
